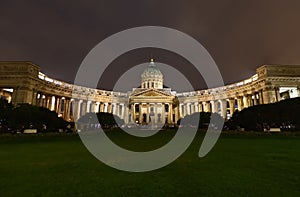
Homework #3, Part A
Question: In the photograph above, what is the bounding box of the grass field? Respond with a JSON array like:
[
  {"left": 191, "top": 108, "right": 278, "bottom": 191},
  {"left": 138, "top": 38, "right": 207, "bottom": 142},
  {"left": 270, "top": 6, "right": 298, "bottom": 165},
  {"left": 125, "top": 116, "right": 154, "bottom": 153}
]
[{"left": 0, "top": 130, "right": 299, "bottom": 196}]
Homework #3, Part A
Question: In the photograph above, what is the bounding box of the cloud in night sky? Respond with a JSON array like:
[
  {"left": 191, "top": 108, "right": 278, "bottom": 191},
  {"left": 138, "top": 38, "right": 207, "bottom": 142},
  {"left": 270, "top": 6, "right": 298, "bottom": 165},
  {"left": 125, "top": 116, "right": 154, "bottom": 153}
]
[{"left": 1, "top": 0, "right": 300, "bottom": 91}]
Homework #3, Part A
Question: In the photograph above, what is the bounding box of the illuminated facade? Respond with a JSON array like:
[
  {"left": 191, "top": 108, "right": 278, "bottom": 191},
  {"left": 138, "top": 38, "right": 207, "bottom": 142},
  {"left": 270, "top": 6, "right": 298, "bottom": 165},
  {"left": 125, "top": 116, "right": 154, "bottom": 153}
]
[{"left": 0, "top": 60, "right": 300, "bottom": 124}]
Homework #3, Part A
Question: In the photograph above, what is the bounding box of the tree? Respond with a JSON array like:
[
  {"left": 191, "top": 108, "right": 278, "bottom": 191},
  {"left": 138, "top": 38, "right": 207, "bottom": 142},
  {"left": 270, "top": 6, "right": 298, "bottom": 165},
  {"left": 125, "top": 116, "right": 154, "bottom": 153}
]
[
  {"left": 179, "top": 112, "right": 224, "bottom": 129},
  {"left": 77, "top": 112, "right": 124, "bottom": 130},
  {"left": 5, "top": 103, "right": 68, "bottom": 132}
]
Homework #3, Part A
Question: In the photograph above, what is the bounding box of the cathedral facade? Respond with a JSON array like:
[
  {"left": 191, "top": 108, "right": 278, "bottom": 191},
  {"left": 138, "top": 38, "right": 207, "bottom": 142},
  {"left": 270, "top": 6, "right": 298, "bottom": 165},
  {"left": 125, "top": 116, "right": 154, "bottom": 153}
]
[{"left": 0, "top": 60, "right": 300, "bottom": 125}]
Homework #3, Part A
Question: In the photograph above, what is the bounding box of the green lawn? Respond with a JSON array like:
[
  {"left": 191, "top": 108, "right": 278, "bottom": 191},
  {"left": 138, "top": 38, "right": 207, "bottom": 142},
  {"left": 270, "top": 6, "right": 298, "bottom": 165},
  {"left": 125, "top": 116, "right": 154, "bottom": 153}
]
[{"left": 0, "top": 131, "right": 299, "bottom": 196}]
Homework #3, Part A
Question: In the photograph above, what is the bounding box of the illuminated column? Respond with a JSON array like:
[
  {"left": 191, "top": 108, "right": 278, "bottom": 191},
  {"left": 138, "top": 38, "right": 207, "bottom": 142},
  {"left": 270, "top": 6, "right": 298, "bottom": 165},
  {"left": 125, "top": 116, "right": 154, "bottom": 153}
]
[
  {"left": 120, "top": 104, "right": 125, "bottom": 119},
  {"left": 168, "top": 103, "right": 172, "bottom": 123},
  {"left": 252, "top": 94, "right": 257, "bottom": 106},
  {"left": 162, "top": 103, "right": 165, "bottom": 124},
  {"left": 45, "top": 96, "right": 50, "bottom": 109},
  {"left": 146, "top": 103, "right": 150, "bottom": 123},
  {"left": 86, "top": 101, "right": 91, "bottom": 113},
  {"left": 203, "top": 101, "right": 210, "bottom": 112},
  {"left": 81, "top": 100, "right": 87, "bottom": 116},
  {"left": 174, "top": 105, "right": 179, "bottom": 124},
  {"left": 194, "top": 102, "right": 199, "bottom": 112},
  {"left": 123, "top": 104, "right": 128, "bottom": 124},
  {"left": 154, "top": 103, "right": 158, "bottom": 124},
  {"left": 103, "top": 102, "right": 108, "bottom": 112},
  {"left": 179, "top": 103, "right": 183, "bottom": 117},
  {"left": 57, "top": 97, "right": 62, "bottom": 114},
  {"left": 61, "top": 98, "right": 66, "bottom": 117},
  {"left": 94, "top": 102, "right": 98, "bottom": 113},
  {"left": 108, "top": 103, "right": 112, "bottom": 113},
  {"left": 139, "top": 104, "right": 143, "bottom": 123},
  {"left": 90, "top": 101, "right": 95, "bottom": 113},
  {"left": 248, "top": 95, "right": 253, "bottom": 107},
  {"left": 220, "top": 99, "right": 227, "bottom": 119},
  {"left": 229, "top": 98, "right": 235, "bottom": 117},
  {"left": 32, "top": 90, "right": 37, "bottom": 106},
  {"left": 190, "top": 103, "right": 194, "bottom": 114},
  {"left": 100, "top": 102, "right": 104, "bottom": 112},
  {"left": 131, "top": 104, "right": 135, "bottom": 123},
  {"left": 237, "top": 97, "right": 243, "bottom": 111},
  {"left": 36, "top": 94, "right": 42, "bottom": 107},
  {"left": 211, "top": 100, "right": 218, "bottom": 113},
  {"left": 116, "top": 103, "right": 119, "bottom": 116},
  {"left": 50, "top": 96, "right": 55, "bottom": 111},
  {"left": 72, "top": 99, "right": 80, "bottom": 121},
  {"left": 259, "top": 90, "right": 264, "bottom": 104},
  {"left": 64, "top": 99, "right": 71, "bottom": 121},
  {"left": 198, "top": 102, "right": 203, "bottom": 112},
  {"left": 112, "top": 103, "right": 116, "bottom": 114},
  {"left": 243, "top": 95, "right": 249, "bottom": 108},
  {"left": 183, "top": 103, "right": 187, "bottom": 116}
]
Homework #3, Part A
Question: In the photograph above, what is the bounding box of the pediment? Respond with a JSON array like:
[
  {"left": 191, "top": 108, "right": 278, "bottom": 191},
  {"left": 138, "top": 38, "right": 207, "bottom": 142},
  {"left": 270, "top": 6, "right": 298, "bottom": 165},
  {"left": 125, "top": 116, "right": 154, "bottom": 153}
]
[{"left": 131, "top": 89, "right": 172, "bottom": 97}]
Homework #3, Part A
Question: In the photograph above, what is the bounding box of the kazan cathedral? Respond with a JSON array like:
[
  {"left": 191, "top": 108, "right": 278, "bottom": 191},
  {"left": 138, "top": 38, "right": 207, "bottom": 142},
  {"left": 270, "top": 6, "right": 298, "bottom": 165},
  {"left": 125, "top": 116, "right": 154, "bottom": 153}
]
[{"left": 0, "top": 60, "right": 300, "bottom": 125}]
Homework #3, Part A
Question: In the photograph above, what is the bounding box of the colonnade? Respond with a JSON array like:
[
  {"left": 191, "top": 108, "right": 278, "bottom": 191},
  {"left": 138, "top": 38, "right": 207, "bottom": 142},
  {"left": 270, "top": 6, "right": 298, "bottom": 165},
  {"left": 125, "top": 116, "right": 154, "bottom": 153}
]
[
  {"left": 35, "top": 93, "right": 127, "bottom": 122},
  {"left": 179, "top": 92, "right": 264, "bottom": 119},
  {"left": 129, "top": 103, "right": 179, "bottom": 124}
]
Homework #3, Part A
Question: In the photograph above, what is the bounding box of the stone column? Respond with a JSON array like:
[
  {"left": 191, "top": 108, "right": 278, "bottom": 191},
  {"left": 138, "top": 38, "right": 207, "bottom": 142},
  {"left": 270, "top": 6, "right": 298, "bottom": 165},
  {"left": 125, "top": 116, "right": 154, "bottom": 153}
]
[
  {"left": 146, "top": 103, "right": 150, "bottom": 123},
  {"left": 81, "top": 101, "right": 87, "bottom": 117},
  {"left": 162, "top": 103, "right": 165, "bottom": 124},
  {"left": 198, "top": 102, "right": 203, "bottom": 112},
  {"left": 131, "top": 104, "right": 135, "bottom": 123},
  {"left": 72, "top": 99, "right": 80, "bottom": 121},
  {"left": 50, "top": 96, "right": 56, "bottom": 111},
  {"left": 64, "top": 99, "right": 71, "bottom": 121},
  {"left": 237, "top": 97, "right": 243, "bottom": 111},
  {"left": 103, "top": 102, "right": 108, "bottom": 112},
  {"left": 115, "top": 103, "right": 119, "bottom": 116},
  {"left": 139, "top": 104, "right": 143, "bottom": 123},
  {"left": 168, "top": 103, "right": 172, "bottom": 123},
  {"left": 190, "top": 103, "right": 194, "bottom": 114},
  {"left": 95, "top": 102, "right": 100, "bottom": 113},
  {"left": 248, "top": 95, "right": 253, "bottom": 107},
  {"left": 44, "top": 96, "right": 49, "bottom": 109},
  {"left": 90, "top": 101, "right": 95, "bottom": 113},
  {"left": 194, "top": 102, "right": 199, "bottom": 112},
  {"left": 203, "top": 101, "right": 210, "bottom": 112},
  {"left": 37, "top": 94, "right": 42, "bottom": 107},
  {"left": 31, "top": 90, "right": 37, "bottom": 106},
  {"left": 179, "top": 103, "right": 183, "bottom": 118},
  {"left": 121, "top": 104, "right": 125, "bottom": 119},
  {"left": 243, "top": 95, "right": 249, "bottom": 108},
  {"left": 154, "top": 103, "right": 158, "bottom": 124},
  {"left": 86, "top": 101, "right": 91, "bottom": 113},
  {"left": 57, "top": 97, "right": 62, "bottom": 114},
  {"left": 123, "top": 104, "right": 128, "bottom": 124},
  {"left": 259, "top": 90, "right": 264, "bottom": 104},
  {"left": 61, "top": 98, "right": 66, "bottom": 116},
  {"left": 220, "top": 99, "right": 227, "bottom": 119},
  {"left": 174, "top": 106, "right": 179, "bottom": 124},
  {"left": 184, "top": 103, "right": 187, "bottom": 115},
  {"left": 108, "top": 103, "right": 112, "bottom": 113},
  {"left": 211, "top": 100, "right": 218, "bottom": 113},
  {"left": 229, "top": 98, "right": 235, "bottom": 117},
  {"left": 253, "top": 93, "right": 258, "bottom": 105},
  {"left": 100, "top": 102, "right": 104, "bottom": 112},
  {"left": 262, "top": 88, "right": 276, "bottom": 104}
]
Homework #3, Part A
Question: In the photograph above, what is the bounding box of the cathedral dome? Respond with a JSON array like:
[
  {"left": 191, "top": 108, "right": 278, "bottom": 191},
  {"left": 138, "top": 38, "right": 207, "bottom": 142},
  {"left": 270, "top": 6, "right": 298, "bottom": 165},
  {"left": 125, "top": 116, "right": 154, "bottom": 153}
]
[
  {"left": 141, "top": 59, "right": 163, "bottom": 78},
  {"left": 141, "top": 59, "right": 163, "bottom": 89}
]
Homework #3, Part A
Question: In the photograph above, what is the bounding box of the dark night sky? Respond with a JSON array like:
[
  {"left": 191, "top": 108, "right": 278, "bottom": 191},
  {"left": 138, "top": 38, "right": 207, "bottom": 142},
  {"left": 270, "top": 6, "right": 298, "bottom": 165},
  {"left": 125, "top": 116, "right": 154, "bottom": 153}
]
[{"left": 1, "top": 0, "right": 300, "bottom": 91}]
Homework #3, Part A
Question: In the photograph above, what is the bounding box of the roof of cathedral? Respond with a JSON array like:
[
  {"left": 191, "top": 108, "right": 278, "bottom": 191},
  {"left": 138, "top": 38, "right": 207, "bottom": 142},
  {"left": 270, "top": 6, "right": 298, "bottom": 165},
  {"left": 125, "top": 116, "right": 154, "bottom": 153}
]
[{"left": 141, "top": 59, "right": 163, "bottom": 79}]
